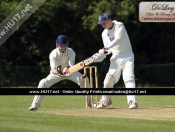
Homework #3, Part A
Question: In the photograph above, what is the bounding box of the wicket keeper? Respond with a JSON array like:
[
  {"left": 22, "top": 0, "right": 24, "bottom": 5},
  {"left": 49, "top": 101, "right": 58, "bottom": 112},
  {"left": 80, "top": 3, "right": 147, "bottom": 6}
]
[{"left": 29, "top": 35, "right": 93, "bottom": 110}]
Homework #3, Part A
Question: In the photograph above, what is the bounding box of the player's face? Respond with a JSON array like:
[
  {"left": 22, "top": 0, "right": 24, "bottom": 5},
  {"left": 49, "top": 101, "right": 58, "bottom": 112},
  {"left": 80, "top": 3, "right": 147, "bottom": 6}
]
[
  {"left": 101, "top": 19, "right": 111, "bottom": 29},
  {"left": 58, "top": 44, "right": 67, "bottom": 53}
]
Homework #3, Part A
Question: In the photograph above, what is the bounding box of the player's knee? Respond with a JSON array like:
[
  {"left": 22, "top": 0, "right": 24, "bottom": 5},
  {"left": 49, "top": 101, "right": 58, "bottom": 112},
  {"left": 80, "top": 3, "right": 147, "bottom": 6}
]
[
  {"left": 123, "top": 76, "right": 135, "bottom": 88},
  {"left": 38, "top": 79, "right": 49, "bottom": 88},
  {"left": 103, "top": 73, "right": 115, "bottom": 88},
  {"left": 123, "top": 76, "right": 135, "bottom": 83}
]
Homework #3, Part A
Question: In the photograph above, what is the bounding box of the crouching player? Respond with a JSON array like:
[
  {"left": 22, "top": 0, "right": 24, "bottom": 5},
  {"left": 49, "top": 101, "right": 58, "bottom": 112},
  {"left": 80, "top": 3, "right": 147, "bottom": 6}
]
[{"left": 29, "top": 35, "right": 92, "bottom": 110}]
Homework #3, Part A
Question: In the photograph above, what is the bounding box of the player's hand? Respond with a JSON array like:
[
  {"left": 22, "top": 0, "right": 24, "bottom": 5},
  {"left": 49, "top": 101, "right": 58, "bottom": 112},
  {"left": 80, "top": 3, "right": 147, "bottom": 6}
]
[
  {"left": 63, "top": 66, "right": 70, "bottom": 76},
  {"left": 99, "top": 47, "right": 108, "bottom": 54},
  {"left": 92, "top": 53, "right": 100, "bottom": 62},
  {"left": 56, "top": 66, "right": 63, "bottom": 77},
  {"left": 81, "top": 74, "right": 86, "bottom": 79}
]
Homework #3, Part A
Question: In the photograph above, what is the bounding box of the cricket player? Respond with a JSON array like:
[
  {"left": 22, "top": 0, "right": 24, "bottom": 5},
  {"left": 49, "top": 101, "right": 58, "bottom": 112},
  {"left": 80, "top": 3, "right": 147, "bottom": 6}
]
[
  {"left": 29, "top": 35, "right": 92, "bottom": 111},
  {"left": 92, "top": 13, "right": 138, "bottom": 109}
]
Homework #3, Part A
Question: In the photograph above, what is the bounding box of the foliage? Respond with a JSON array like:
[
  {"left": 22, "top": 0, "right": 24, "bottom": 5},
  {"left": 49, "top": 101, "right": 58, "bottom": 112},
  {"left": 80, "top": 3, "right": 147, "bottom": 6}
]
[
  {"left": 0, "top": 0, "right": 175, "bottom": 86},
  {"left": 1, "top": 0, "right": 175, "bottom": 66}
]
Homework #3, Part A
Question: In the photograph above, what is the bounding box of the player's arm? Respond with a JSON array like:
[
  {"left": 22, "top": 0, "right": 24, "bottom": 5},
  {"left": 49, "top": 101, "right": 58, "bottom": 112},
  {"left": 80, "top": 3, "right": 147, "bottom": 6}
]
[
  {"left": 68, "top": 50, "right": 76, "bottom": 66},
  {"left": 49, "top": 51, "right": 63, "bottom": 76},
  {"left": 63, "top": 49, "right": 76, "bottom": 75},
  {"left": 104, "top": 23, "right": 125, "bottom": 50},
  {"left": 51, "top": 68, "right": 58, "bottom": 75},
  {"left": 100, "top": 36, "right": 112, "bottom": 55},
  {"left": 50, "top": 67, "right": 63, "bottom": 76},
  {"left": 49, "top": 51, "right": 57, "bottom": 75}
]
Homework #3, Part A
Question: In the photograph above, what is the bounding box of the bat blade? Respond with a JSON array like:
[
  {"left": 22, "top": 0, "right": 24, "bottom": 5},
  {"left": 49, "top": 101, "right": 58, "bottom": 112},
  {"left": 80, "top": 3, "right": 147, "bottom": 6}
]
[
  {"left": 69, "top": 61, "right": 85, "bottom": 74},
  {"left": 69, "top": 56, "right": 94, "bottom": 74}
]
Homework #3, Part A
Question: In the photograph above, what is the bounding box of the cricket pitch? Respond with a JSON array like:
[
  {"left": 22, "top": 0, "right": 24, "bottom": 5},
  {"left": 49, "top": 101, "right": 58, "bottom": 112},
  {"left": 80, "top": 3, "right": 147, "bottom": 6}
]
[{"left": 40, "top": 107, "right": 175, "bottom": 121}]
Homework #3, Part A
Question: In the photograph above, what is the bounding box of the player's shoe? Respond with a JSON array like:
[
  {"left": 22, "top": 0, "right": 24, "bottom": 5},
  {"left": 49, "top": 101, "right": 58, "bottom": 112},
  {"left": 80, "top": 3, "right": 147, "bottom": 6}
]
[
  {"left": 96, "top": 99, "right": 112, "bottom": 109},
  {"left": 29, "top": 105, "right": 39, "bottom": 111},
  {"left": 128, "top": 101, "right": 138, "bottom": 109},
  {"left": 96, "top": 103, "right": 105, "bottom": 109},
  {"left": 88, "top": 103, "right": 97, "bottom": 108}
]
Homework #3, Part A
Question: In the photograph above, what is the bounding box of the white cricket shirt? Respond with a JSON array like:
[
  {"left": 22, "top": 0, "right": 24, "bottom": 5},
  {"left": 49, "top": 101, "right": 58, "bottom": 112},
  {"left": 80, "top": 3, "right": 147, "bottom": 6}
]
[
  {"left": 49, "top": 47, "right": 75, "bottom": 70},
  {"left": 102, "top": 20, "right": 133, "bottom": 55}
]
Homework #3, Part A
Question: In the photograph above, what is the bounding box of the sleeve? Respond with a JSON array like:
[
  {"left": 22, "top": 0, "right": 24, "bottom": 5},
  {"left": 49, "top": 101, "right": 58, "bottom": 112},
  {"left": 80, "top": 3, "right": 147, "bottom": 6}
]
[
  {"left": 106, "top": 23, "right": 125, "bottom": 49},
  {"left": 68, "top": 49, "right": 75, "bottom": 66},
  {"left": 49, "top": 50, "right": 57, "bottom": 69},
  {"left": 114, "top": 23, "right": 125, "bottom": 40},
  {"left": 102, "top": 32, "right": 108, "bottom": 48}
]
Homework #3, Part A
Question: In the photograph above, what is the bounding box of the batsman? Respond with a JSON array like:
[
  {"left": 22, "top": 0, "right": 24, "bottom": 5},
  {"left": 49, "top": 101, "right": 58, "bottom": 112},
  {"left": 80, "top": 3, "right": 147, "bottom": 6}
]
[{"left": 91, "top": 13, "right": 138, "bottom": 109}]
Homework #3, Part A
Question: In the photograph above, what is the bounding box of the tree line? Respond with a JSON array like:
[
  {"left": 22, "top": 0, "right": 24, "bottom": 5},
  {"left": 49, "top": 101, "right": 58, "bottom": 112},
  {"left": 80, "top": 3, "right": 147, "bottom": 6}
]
[{"left": 1, "top": 0, "right": 175, "bottom": 66}]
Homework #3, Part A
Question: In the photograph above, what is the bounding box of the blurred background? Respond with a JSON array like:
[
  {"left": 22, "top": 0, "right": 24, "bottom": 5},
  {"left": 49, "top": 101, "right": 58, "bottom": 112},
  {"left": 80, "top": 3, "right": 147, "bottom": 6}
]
[{"left": 0, "top": 0, "right": 175, "bottom": 87}]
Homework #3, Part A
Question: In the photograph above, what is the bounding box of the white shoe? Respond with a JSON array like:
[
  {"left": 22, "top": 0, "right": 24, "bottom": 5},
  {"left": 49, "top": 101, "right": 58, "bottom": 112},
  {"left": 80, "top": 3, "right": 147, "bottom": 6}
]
[
  {"left": 96, "top": 99, "right": 112, "bottom": 109},
  {"left": 29, "top": 106, "right": 38, "bottom": 111},
  {"left": 129, "top": 101, "right": 138, "bottom": 109},
  {"left": 88, "top": 103, "right": 97, "bottom": 108},
  {"left": 96, "top": 103, "right": 105, "bottom": 109}
]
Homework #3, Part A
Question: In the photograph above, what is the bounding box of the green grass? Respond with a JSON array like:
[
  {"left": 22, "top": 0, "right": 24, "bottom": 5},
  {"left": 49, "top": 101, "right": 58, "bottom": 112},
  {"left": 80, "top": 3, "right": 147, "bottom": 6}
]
[{"left": 0, "top": 95, "right": 175, "bottom": 132}]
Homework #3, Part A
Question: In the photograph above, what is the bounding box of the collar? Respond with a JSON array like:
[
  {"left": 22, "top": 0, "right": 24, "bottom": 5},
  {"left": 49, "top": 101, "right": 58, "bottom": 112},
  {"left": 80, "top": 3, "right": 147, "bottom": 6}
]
[
  {"left": 109, "top": 22, "right": 114, "bottom": 30},
  {"left": 56, "top": 47, "right": 68, "bottom": 55}
]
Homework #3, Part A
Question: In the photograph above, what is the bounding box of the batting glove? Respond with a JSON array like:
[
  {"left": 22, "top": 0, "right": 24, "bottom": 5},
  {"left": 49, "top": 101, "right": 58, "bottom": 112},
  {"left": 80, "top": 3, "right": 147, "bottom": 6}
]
[
  {"left": 99, "top": 47, "right": 108, "bottom": 54},
  {"left": 92, "top": 53, "right": 105, "bottom": 62},
  {"left": 102, "top": 47, "right": 108, "bottom": 50},
  {"left": 63, "top": 66, "right": 70, "bottom": 76}
]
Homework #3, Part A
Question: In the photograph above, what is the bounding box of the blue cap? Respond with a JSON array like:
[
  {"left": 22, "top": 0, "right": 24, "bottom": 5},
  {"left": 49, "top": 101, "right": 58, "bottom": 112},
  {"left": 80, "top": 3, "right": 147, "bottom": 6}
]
[
  {"left": 97, "top": 13, "right": 111, "bottom": 24},
  {"left": 56, "top": 35, "right": 68, "bottom": 45}
]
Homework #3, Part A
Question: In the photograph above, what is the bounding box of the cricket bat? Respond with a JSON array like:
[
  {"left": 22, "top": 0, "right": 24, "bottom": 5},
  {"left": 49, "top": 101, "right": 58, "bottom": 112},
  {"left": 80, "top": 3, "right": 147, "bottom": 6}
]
[
  {"left": 68, "top": 51, "right": 108, "bottom": 75},
  {"left": 69, "top": 56, "right": 94, "bottom": 74}
]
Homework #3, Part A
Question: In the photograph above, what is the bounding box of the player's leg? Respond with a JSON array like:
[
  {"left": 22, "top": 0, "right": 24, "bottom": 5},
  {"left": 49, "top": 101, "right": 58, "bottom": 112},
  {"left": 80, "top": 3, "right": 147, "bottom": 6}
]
[
  {"left": 67, "top": 72, "right": 93, "bottom": 108},
  {"left": 122, "top": 58, "right": 138, "bottom": 109},
  {"left": 29, "top": 74, "right": 63, "bottom": 111},
  {"left": 97, "top": 59, "right": 121, "bottom": 109}
]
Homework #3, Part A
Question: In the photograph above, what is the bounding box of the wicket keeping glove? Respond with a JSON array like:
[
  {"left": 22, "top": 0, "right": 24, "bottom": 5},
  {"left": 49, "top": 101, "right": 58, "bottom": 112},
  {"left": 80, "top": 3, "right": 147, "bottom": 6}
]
[
  {"left": 81, "top": 74, "right": 86, "bottom": 79},
  {"left": 63, "top": 66, "right": 70, "bottom": 76},
  {"left": 56, "top": 65, "right": 63, "bottom": 77}
]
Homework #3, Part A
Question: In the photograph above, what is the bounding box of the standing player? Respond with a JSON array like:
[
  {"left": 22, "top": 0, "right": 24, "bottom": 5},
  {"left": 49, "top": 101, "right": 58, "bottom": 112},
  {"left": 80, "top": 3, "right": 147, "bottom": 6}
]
[
  {"left": 92, "top": 13, "right": 138, "bottom": 109},
  {"left": 29, "top": 35, "right": 92, "bottom": 110}
]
